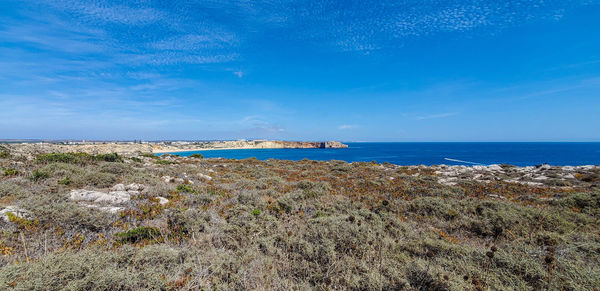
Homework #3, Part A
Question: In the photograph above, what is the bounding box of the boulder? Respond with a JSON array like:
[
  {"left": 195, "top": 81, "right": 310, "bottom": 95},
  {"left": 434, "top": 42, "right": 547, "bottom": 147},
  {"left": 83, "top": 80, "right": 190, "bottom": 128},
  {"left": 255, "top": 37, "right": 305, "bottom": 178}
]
[
  {"left": 157, "top": 197, "right": 169, "bottom": 205},
  {"left": 126, "top": 183, "right": 144, "bottom": 191},
  {"left": 112, "top": 184, "right": 126, "bottom": 191},
  {"left": 84, "top": 204, "right": 124, "bottom": 214},
  {"left": 70, "top": 189, "right": 130, "bottom": 204}
]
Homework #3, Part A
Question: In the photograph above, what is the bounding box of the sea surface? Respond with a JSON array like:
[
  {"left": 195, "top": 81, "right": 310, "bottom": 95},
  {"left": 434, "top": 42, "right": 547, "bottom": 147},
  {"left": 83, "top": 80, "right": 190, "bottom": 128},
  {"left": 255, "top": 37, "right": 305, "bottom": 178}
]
[{"left": 161, "top": 142, "right": 600, "bottom": 166}]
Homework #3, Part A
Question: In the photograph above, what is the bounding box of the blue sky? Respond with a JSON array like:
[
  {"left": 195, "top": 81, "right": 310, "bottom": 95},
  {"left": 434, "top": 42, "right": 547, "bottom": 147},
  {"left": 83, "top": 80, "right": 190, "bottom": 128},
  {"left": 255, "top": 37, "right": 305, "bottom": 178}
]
[{"left": 1, "top": 0, "right": 599, "bottom": 141}]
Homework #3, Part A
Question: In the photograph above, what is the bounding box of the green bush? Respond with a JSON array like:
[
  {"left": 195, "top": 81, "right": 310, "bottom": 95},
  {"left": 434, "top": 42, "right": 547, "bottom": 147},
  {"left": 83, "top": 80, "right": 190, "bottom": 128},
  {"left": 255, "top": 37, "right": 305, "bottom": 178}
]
[
  {"left": 252, "top": 209, "right": 261, "bottom": 216},
  {"left": 36, "top": 152, "right": 123, "bottom": 164},
  {"left": 129, "top": 157, "right": 142, "bottom": 163},
  {"left": 79, "top": 172, "right": 117, "bottom": 188},
  {"left": 95, "top": 153, "right": 123, "bottom": 162},
  {"left": 0, "top": 145, "right": 9, "bottom": 158},
  {"left": 154, "top": 159, "right": 172, "bottom": 165},
  {"left": 36, "top": 153, "right": 92, "bottom": 164},
  {"left": 116, "top": 227, "right": 161, "bottom": 243},
  {"left": 3, "top": 168, "right": 19, "bottom": 176},
  {"left": 31, "top": 169, "right": 49, "bottom": 181},
  {"left": 190, "top": 153, "right": 204, "bottom": 159},
  {"left": 58, "top": 177, "right": 72, "bottom": 185},
  {"left": 176, "top": 184, "right": 195, "bottom": 193}
]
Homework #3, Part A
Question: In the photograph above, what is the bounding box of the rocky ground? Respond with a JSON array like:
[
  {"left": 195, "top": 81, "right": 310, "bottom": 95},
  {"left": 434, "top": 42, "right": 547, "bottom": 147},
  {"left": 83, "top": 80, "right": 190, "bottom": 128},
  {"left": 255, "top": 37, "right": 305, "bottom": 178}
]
[{"left": 0, "top": 144, "right": 598, "bottom": 290}]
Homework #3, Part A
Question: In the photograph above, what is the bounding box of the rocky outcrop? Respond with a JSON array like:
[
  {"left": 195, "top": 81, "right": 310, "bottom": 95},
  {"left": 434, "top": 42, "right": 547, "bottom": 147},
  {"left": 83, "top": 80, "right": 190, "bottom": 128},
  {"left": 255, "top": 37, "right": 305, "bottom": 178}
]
[
  {"left": 69, "top": 183, "right": 145, "bottom": 214},
  {"left": 431, "top": 164, "right": 598, "bottom": 188}
]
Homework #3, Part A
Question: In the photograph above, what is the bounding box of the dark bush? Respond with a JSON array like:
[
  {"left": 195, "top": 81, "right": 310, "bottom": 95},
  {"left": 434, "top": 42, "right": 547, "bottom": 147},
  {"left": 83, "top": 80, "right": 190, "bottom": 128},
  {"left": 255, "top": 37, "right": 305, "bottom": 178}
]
[
  {"left": 190, "top": 153, "right": 204, "bottom": 159},
  {"left": 31, "top": 169, "right": 49, "bottom": 181},
  {"left": 95, "top": 153, "right": 123, "bottom": 162},
  {"left": 3, "top": 168, "right": 19, "bottom": 176},
  {"left": 116, "top": 227, "right": 161, "bottom": 243},
  {"left": 176, "top": 184, "right": 195, "bottom": 193},
  {"left": 36, "top": 153, "right": 92, "bottom": 164}
]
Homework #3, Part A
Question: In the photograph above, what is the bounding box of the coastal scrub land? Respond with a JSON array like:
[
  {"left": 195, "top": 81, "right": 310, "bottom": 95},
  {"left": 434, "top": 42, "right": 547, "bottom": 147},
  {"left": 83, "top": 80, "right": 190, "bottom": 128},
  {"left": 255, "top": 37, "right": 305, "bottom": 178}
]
[
  {"left": 0, "top": 144, "right": 598, "bottom": 290},
  {"left": 2, "top": 140, "right": 348, "bottom": 156}
]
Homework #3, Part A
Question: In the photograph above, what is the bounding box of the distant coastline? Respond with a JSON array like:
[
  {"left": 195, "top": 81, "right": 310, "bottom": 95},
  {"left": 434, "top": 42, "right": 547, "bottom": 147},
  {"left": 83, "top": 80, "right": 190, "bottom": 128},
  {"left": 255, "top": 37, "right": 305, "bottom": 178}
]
[{"left": 0, "top": 140, "right": 348, "bottom": 156}]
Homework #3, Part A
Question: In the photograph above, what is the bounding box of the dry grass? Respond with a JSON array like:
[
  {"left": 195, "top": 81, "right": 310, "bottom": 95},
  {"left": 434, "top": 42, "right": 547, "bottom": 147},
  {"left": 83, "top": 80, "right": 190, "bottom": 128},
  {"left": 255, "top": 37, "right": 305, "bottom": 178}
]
[{"left": 0, "top": 151, "right": 598, "bottom": 290}]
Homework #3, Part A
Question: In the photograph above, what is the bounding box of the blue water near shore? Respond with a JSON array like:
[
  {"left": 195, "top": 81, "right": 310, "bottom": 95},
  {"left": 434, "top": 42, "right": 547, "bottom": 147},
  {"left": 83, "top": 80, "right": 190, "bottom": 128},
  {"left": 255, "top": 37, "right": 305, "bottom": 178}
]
[{"left": 160, "top": 142, "right": 600, "bottom": 166}]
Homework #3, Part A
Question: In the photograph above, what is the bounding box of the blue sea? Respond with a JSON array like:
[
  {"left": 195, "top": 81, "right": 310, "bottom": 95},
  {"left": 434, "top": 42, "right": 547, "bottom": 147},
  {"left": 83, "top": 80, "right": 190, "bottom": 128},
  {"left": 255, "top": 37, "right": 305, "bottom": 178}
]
[{"left": 161, "top": 142, "right": 600, "bottom": 166}]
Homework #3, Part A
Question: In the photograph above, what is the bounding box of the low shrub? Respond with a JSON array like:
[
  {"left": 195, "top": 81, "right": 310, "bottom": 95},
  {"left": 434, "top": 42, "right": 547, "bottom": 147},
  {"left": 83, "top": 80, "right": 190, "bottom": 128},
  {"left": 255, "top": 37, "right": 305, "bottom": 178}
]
[
  {"left": 176, "top": 184, "right": 195, "bottom": 194},
  {"left": 0, "top": 145, "right": 9, "bottom": 158},
  {"left": 58, "top": 177, "right": 72, "bottom": 185},
  {"left": 79, "top": 172, "right": 117, "bottom": 188},
  {"left": 36, "top": 153, "right": 92, "bottom": 164},
  {"left": 2, "top": 168, "right": 19, "bottom": 176},
  {"left": 116, "top": 227, "right": 161, "bottom": 244},
  {"left": 129, "top": 157, "right": 142, "bottom": 163},
  {"left": 36, "top": 152, "right": 123, "bottom": 164},
  {"left": 95, "top": 153, "right": 123, "bottom": 163},
  {"left": 190, "top": 153, "right": 204, "bottom": 159},
  {"left": 31, "top": 169, "right": 49, "bottom": 181},
  {"left": 251, "top": 209, "right": 261, "bottom": 216},
  {"left": 154, "top": 160, "right": 172, "bottom": 165}
]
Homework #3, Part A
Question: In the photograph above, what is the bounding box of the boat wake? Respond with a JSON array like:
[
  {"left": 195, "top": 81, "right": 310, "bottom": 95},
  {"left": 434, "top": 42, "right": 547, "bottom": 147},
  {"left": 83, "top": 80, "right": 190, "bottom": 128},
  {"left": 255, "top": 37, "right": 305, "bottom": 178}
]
[{"left": 444, "top": 158, "right": 485, "bottom": 165}]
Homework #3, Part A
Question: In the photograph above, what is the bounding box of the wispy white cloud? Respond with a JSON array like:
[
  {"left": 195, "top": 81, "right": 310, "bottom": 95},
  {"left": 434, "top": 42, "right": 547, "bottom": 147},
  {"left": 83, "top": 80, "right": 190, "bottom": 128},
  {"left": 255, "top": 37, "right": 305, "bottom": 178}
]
[
  {"left": 43, "top": 0, "right": 167, "bottom": 25},
  {"left": 338, "top": 124, "right": 359, "bottom": 130}
]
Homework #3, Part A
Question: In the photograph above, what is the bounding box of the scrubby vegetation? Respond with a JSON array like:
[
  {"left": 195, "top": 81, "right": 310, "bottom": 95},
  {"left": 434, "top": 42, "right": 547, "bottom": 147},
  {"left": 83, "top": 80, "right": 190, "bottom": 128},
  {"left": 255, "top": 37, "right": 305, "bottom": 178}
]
[
  {"left": 0, "top": 149, "right": 598, "bottom": 290},
  {"left": 35, "top": 152, "right": 123, "bottom": 164}
]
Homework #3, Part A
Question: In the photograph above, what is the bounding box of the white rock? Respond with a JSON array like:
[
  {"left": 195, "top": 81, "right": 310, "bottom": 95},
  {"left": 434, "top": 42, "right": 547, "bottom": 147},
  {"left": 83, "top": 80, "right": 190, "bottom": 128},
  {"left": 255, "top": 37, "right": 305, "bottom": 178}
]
[
  {"left": 157, "top": 197, "right": 169, "bottom": 205},
  {"left": 487, "top": 164, "right": 503, "bottom": 171},
  {"left": 70, "top": 189, "right": 130, "bottom": 204},
  {"left": 533, "top": 176, "right": 549, "bottom": 180},
  {"left": 84, "top": 204, "right": 124, "bottom": 214},
  {"left": 488, "top": 194, "right": 507, "bottom": 200},
  {"left": 175, "top": 178, "right": 185, "bottom": 183},
  {"left": 126, "top": 183, "right": 144, "bottom": 191},
  {"left": 198, "top": 173, "right": 212, "bottom": 180},
  {"left": 438, "top": 177, "right": 458, "bottom": 186},
  {"left": 525, "top": 181, "right": 543, "bottom": 186},
  {"left": 577, "top": 165, "right": 594, "bottom": 170},
  {"left": 564, "top": 174, "right": 575, "bottom": 179},
  {"left": 161, "top": 176, "right": 172, "bottom": 183},
  {"left": 0, "top": 206, "right": 30, "bottom": 222},
  {"left": 112, "top": 184, "right": 125, "bottom": 191},
  {"left": 562, "top": 166, "right": 575, "bottom": 171}
]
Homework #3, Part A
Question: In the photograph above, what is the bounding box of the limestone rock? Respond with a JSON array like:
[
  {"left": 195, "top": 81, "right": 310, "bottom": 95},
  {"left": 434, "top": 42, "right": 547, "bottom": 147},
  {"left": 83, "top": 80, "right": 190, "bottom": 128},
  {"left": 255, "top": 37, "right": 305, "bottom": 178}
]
[
  {"left": 126, "top": 183, "right": 144, "bottom": 191},
  {"left": 70, "top": 189, "right": 130, "bottom": 204},
  {"left": 157, "top": 197, "right": 169, "bottom": 205},
  {"left": 112, "top": 184, "right": 125, "bottom": 191},
  {"left": 198, "top": 173, "right": 212, "bottom": 180}
]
